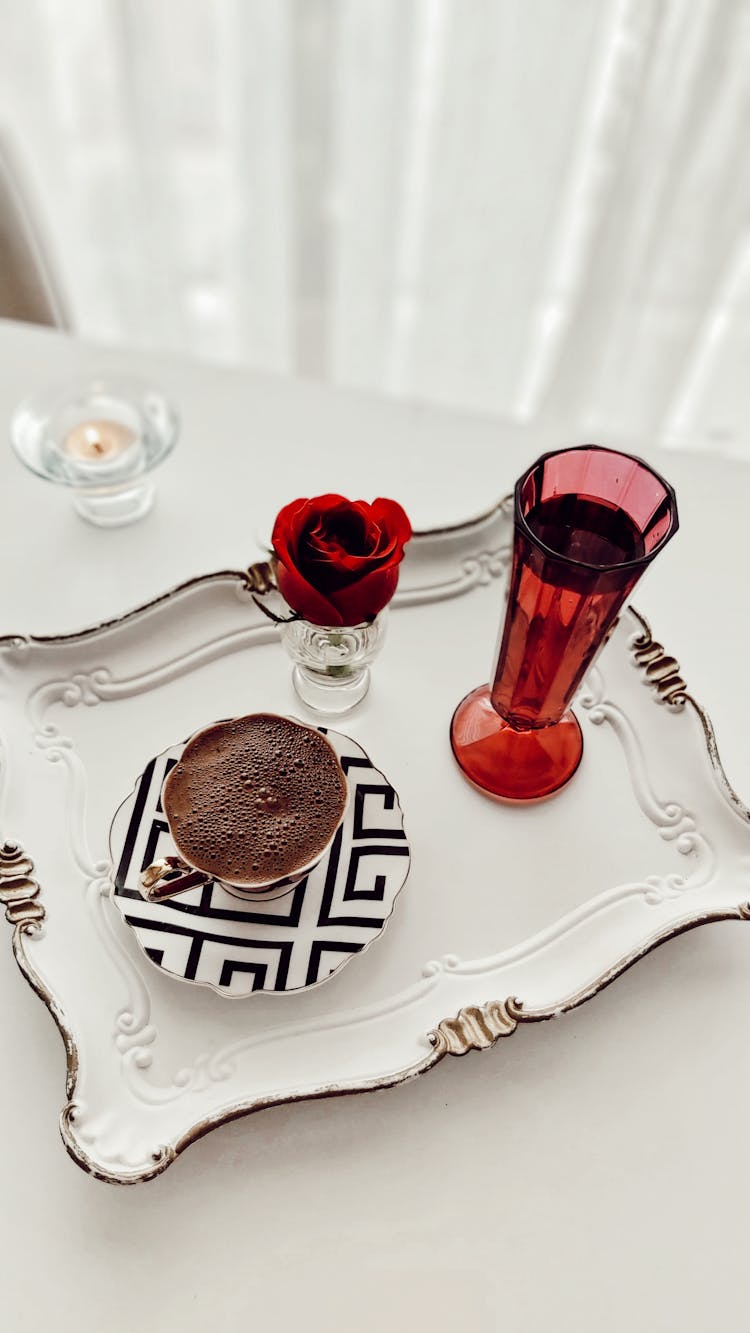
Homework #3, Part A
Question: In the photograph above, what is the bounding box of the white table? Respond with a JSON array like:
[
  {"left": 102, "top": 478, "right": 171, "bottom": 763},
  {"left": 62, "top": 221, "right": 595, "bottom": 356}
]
[{"left": 1, "top": 318, "right": 748, "bottom": 1332}]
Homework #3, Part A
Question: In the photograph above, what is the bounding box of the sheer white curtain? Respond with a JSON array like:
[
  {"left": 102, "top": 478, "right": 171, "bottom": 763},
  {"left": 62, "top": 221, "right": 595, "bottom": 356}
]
[{"left": 0, "top": 0, "right": 748, "bottom": 453}]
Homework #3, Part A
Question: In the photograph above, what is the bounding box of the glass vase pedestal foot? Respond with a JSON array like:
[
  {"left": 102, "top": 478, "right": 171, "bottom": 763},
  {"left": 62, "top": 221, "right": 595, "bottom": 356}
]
[
  {"left": 450, "top": 685, "right": 583, "bottom": 802},
  {"left": 291, "top": 663, "right": 371, "bottom": 715}
]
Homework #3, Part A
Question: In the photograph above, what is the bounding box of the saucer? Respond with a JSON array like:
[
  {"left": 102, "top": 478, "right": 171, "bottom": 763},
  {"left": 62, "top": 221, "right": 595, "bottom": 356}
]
[{"left": 109, "top": 725, "right": 410, "bottom": 997}]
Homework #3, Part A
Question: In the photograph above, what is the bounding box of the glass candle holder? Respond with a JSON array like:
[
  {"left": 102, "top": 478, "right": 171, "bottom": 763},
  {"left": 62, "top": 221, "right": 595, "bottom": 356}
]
[
  {"left": 450, "top": 445, "right": 679, "bottom": 802},
  {"left": 10, "top": 377, "right": 178, "bottom": 527}
]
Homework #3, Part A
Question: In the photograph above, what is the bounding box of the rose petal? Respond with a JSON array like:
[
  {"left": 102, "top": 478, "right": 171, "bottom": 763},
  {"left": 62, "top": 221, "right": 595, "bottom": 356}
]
[
  {"left": 274, "top": 494, "right": 354, "bottom": 550},
  {"left": 271, "top": 497, "right": 314, "bottom": 561},
  {"left": 371, "top": 497, "right": 412, "bottom": 545},
  {"left": 275, "top": 558, "right": 345, "bottom": 626},
  {"left": 327, "top": 563, "right": 401, "bottom": 623},
  {"left": 309, "top": 504, "right": 376, "bottom": 557}
]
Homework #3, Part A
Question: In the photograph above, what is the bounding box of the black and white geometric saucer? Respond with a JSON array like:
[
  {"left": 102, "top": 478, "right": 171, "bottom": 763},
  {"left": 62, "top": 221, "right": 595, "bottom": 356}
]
[{"left": 109, "top": 726, "right": 410, "bottom": 998}]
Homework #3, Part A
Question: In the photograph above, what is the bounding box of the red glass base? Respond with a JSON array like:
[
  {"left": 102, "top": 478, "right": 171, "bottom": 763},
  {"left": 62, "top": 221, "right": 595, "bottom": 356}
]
[{"left": 450, "top": 685, "right": 583, "bottom": 802}]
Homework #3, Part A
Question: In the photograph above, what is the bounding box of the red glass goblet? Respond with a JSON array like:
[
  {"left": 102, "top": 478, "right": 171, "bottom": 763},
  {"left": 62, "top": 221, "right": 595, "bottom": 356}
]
[{"left": 450, "top": 445, "right": 679, "bottom": 801}]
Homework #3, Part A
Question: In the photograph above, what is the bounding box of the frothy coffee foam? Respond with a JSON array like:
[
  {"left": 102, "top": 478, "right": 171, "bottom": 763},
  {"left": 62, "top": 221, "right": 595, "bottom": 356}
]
[{"left": 163, "top": 714, "right": 347, "bottom": 886}]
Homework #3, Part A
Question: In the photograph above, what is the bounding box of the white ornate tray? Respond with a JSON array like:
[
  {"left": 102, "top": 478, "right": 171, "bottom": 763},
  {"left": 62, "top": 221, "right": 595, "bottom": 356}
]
[{"left": 1, "top": 498, "right": 748, "bottom": 1185}]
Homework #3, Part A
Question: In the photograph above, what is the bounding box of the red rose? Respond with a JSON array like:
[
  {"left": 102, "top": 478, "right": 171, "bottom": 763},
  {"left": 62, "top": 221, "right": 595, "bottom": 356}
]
[{"left": 271, "top": 494, "right": 412, "bottom": 627}]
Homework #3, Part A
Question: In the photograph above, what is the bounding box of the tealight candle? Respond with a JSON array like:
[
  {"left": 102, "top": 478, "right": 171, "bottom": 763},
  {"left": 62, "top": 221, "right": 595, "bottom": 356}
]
[{"left": 63, "top": 419, "right": 138, "bottom": 464}]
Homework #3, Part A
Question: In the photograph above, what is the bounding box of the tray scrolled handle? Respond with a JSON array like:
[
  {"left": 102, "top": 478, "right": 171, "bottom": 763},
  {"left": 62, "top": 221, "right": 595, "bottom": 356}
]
[{"left": 140, "top": 856, "right": 210, "bottom": 903}]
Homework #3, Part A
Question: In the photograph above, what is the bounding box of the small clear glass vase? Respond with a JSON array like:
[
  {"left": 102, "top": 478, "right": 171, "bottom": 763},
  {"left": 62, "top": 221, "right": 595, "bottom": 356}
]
[{"left": 279, "top": 611, "right": 387, "bottom": 715}]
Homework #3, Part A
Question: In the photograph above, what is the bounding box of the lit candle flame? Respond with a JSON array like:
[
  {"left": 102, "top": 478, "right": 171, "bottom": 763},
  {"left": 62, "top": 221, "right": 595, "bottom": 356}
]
[{"left": 63, "top": 419, "right": 137, "bottom": 463}]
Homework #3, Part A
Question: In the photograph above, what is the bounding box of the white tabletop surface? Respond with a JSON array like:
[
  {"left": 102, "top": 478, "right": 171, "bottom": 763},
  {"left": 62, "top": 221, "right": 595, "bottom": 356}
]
[{"left": 1, "top": 318, "right": 749, "bottom": 1331}]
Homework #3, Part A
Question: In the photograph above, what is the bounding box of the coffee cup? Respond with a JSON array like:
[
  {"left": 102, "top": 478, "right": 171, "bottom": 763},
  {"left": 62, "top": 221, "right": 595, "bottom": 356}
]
[{"left": 140, "top": 713, "right": 349, "bottom": 903}]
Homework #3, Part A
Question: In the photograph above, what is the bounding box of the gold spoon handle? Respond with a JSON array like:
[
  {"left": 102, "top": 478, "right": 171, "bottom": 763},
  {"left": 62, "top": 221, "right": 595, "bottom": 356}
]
[{"left": 139, "top": 856, "right": 210, "bottom": 903}]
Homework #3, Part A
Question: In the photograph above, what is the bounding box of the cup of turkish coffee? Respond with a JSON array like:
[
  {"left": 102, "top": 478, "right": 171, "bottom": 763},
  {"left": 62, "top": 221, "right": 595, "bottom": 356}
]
[{"left": 140, "top": 713, "right": 349, "bottom": 902}]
